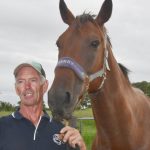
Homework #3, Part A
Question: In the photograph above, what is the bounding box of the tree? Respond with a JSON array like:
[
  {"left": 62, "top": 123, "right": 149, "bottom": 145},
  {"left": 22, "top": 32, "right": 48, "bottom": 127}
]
[
  {"left": 80, "top": 92, "right": 91, "bottom": 109},
  {"left": 132, "top": 81, "right": 150, "bottom": 97},
  {"left": 0, "top": 101, "right": 15, "bottom": 111}
]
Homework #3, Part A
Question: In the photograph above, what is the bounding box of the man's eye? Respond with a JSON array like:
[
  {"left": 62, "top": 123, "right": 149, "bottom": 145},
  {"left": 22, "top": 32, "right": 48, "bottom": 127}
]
[
  {"left": 17, "top": 80, "right": 24, "bottom": 84},
  {"left": 31, "top": 79, "right": 37, "bottom": 82}
]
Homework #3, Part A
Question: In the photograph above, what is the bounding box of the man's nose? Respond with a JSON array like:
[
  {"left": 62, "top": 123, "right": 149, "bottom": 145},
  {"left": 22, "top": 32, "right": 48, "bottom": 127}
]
[{"left": 25, "top": 81, "right": 31, "bottom": 89}]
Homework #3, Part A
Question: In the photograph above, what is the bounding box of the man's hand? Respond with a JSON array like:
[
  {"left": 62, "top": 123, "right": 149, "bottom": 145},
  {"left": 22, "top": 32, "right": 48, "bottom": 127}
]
[{"left": 59, "top": 126, "right": 86, "bottom": 150}]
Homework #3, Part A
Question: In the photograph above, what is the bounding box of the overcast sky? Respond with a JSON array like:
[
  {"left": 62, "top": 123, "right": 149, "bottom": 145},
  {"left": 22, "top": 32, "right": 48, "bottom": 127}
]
[{"left": 0, "top": 0, "right": 150, "bottom": 106}]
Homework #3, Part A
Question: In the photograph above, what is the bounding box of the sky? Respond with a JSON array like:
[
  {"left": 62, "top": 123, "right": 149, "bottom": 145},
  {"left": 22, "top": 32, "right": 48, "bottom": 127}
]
[{"left": 0, "top": 0, "right": 150, "bottom": 106}]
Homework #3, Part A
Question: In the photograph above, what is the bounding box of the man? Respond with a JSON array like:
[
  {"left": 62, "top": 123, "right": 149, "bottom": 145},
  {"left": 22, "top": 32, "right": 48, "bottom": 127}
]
[{"left": 0, "top": 61, "right": 86, "bottom": 150}]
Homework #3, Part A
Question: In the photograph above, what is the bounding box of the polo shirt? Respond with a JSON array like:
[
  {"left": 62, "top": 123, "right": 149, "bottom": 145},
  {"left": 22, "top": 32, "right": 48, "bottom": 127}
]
[{"left": 0, "top": 110, "right": 71, "bottom": 150}]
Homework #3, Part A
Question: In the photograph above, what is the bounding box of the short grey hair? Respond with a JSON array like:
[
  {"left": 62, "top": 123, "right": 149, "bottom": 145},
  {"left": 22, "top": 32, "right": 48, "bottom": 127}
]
[{"left": 40, "top": 75, "right": 46, "bottom": 85}]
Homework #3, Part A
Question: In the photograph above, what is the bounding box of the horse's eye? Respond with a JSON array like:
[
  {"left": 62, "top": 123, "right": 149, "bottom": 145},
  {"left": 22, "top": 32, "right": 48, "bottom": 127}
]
[{"left": 91, "top": 40, "right": 100, "bottom": 48}]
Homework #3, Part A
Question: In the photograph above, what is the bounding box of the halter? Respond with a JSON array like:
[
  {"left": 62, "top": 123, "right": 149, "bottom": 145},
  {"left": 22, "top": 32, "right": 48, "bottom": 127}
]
[{"left": 55, "top": 36, "right": 110, "bottom": 91}]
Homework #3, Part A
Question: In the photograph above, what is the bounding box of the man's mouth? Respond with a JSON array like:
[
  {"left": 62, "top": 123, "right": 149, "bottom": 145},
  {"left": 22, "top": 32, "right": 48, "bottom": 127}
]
[{"left": 24, "top": 91, "right": 33, "bottom": 97}]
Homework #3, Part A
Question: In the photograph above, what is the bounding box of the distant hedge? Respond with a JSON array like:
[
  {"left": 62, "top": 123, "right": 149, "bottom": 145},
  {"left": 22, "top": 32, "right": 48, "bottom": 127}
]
[
  {"left": 0, "top": 101, "right": 15, "bottom": 111},
  {"left": 132, "top": 81, "right": 150, "bottom": 96}
]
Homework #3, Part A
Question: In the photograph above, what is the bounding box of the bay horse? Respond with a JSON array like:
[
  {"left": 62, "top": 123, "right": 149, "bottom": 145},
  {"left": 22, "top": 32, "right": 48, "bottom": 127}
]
[{"left": 48, "top": 0, "right": 150, "bottom": 149}]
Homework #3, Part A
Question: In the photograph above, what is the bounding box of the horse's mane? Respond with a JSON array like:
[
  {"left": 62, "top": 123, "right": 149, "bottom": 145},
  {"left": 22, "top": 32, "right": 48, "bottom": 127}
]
[{"left": 118, "top": 63, "right": 130, "bottom": 81}]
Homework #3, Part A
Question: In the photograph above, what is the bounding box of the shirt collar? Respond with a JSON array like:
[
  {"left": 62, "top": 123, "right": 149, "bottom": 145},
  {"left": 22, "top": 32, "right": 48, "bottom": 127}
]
[{"left": 12, "top": 108, "right": 51, "bottom": 121}]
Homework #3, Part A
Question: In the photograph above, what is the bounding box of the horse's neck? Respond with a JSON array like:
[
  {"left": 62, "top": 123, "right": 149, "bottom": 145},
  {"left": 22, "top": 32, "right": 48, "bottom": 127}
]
[
  {"left": 92, "top": 48, "right": 132, "bottom": 100},
  {"left": 90, "top": 49, "right": 135, "bottom": 147}
]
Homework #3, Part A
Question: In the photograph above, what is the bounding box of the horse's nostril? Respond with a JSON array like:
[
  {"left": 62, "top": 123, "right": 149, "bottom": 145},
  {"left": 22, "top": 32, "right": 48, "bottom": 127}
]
[{"left": 64, "top": 91, "right": 71, "bottom": 104}]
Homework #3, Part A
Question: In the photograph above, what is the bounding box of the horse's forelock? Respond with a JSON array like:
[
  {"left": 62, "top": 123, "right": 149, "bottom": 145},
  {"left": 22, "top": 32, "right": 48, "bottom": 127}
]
[
  {"left": 75, "top": 13, "right": 96, "bottom": 25},
  {"left": 75, "top": 13, "right": 112, "bottom": 45}
]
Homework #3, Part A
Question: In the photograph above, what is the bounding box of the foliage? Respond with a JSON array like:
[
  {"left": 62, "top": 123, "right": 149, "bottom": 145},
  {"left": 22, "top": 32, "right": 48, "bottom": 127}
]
[
  {"left": 0, "top": 101, "right": 15, "bottom": 111},
  {"left": 132, "top": 81, "right": 150, "bottom": 96},
  {"left": 80, "top": 93, "right": 91, "bottom": 109}
]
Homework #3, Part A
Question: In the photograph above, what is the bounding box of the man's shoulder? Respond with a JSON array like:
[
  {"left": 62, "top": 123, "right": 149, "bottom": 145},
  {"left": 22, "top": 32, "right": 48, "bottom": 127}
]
[
  {"left": 0, "top": 114, "right": 13, "bottom": 134},
  {"left": 0, "top": 114, "right": 13, "bottom": 124}
]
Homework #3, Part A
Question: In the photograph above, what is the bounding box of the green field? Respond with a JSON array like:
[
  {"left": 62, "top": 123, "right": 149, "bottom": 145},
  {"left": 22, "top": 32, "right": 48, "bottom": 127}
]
[
  {"left": 0, "top": 108, "right": 96, "bottom": 150},
  {"left": 74, "top": 109, "right": 96, "bottom": 150},
  {"left": 0, "top": 111, "right": 12, "bottom": 116}
]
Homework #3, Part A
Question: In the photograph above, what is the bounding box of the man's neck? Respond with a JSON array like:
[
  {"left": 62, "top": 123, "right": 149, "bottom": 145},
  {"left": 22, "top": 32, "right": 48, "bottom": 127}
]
[{"left": 19, "top": 104, "right": 43, "bottom": 126}]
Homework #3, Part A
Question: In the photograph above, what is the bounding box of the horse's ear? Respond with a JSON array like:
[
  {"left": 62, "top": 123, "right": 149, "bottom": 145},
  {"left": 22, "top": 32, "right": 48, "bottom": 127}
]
[
  {"left": 59, "top": 0, "right": 75, "bottom": 25},
  {"left": 96, "top": 0, "right": 113, "bottom": 26}
]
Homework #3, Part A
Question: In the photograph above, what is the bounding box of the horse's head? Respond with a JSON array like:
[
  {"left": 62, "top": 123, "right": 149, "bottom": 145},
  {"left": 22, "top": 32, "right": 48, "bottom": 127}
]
[{"left": 48, "top": 0, "right": 112, "bottom": 121}]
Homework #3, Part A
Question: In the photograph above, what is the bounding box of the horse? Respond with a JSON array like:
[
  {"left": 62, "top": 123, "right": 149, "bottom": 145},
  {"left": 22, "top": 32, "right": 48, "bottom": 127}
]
[{"left": 48, "top": 0, "right": 150, "bottom": 149}]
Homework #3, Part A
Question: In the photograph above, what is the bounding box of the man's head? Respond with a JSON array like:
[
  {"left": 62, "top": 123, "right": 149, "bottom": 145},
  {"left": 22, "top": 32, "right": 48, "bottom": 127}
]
[
  {"left": 14, "top": 61, "right": 46, "bottom": 78},
  {"left": 14, "top": 61, "right": 48, "bottom": 107}
]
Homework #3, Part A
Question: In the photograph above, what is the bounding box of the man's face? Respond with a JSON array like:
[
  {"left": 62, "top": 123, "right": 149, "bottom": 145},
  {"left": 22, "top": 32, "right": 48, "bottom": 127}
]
[{"left": 15, "top": 66, "right": 47, "bottom": 106}]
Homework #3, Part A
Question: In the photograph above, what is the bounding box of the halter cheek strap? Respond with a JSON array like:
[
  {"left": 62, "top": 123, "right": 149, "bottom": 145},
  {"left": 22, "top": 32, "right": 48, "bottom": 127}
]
[{"left": 89, "top": 49, "right": 110, "bottom": 82}]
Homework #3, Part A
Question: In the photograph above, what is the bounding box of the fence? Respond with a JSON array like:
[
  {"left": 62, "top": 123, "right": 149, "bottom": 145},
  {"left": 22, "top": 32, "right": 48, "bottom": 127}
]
[
  {"left": 77, "top": 117, "right": 96, "bottom": 150},
  {"left": 77, "top": 117, "right": 94, "bottom": 133}
]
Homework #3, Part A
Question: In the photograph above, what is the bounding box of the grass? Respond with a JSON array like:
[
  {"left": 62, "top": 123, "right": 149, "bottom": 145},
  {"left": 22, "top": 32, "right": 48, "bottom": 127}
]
[
  {"left": 0, "top": 108, "right": 96, "bottom": 150},
  {"left": 0, "top": 111, "right": 12, "bottom": 116},
  {"left": 73, "top": 108, "right": 93, "bottom": 117},
  {"left": 77, "top": 119, "right": 96, "bottom": 150},
  {"left": 73, "top": 108, "right": 96, "bottom": 150}
]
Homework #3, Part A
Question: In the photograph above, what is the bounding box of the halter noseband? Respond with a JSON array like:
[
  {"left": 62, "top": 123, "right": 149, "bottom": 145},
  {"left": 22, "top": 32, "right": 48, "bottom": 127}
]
[
  {"left": 55, "top": 46, "right": 110, "bottom": 91},
  {"left": 56, "top": 57, "right": 88, "bottom": 81}
]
